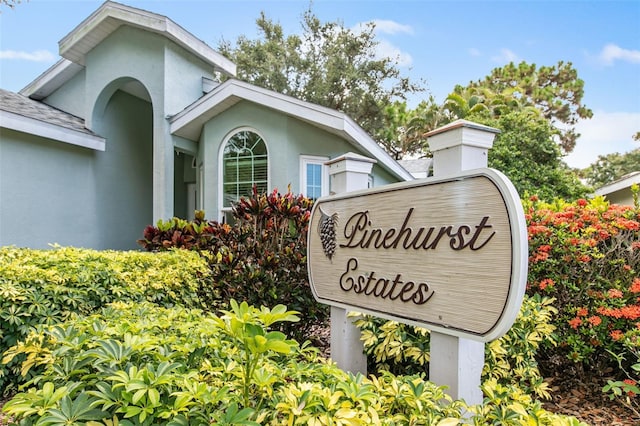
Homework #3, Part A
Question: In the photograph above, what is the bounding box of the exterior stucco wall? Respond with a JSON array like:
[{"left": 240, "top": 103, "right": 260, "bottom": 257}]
[
  {"left": 164, "top": 43, "right": 217, "bottom": 116},
  {"left": 42, "top": 70, "right": 87, "bottom": 119},
  {"left": 0, "top": 129, "right": 99, "bottom": 248},
  {"left": 602, "top": 190, "right": 634, "bottom": 206},
  {"left": 198, "top": 101, "right": 401, "bottom": 218}
]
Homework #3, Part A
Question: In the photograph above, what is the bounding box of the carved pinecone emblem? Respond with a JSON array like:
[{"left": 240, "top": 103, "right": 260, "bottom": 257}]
[{"left": 318, "top": 208, "right": 338, "bottom": 261}]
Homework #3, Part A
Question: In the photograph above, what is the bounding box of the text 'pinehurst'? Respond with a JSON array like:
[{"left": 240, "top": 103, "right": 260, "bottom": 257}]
[{"left": 339, "top": 208, "right": 496, "bottom": 251}]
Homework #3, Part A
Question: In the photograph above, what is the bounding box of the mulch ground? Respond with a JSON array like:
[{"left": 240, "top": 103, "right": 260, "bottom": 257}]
[{"left": 541, "top": 375, "right": 639, "bottom": 425}]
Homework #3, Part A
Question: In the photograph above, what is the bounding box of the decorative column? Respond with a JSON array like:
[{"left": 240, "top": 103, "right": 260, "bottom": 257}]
[
  {"left": 325, "top": 152, "right": 376, "bottom": 374},
  {"left": 426, "top": 119, "right": 500, "bottom": 405}
]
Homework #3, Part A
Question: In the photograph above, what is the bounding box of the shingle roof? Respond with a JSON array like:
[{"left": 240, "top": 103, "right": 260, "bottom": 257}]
[
  {"left": 398, "top": 158, "right": 433, "bottom": 174},
  {"left": 0, "top": 88, "right": 97, "bottom": 136}
]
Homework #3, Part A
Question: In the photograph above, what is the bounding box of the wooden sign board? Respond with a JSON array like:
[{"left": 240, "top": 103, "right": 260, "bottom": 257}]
[{"left": 307, "top": 168, "right": 528, "bottom": 342}]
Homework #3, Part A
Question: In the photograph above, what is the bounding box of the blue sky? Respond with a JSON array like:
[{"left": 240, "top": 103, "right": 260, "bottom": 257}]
[{"left": 1, "top": 0, "right": 639, "bottom": 169}]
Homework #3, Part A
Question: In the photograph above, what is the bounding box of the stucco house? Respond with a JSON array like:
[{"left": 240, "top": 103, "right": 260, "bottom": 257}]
[{"left": 0, "top": 1, "right": 412, "bottom": 250}]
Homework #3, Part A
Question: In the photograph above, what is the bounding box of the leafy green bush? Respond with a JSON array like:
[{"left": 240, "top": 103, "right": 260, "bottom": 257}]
[
  {"left": 138, "top": 187, "right": 327, "bottom": 342},
  {"left": 0, "top": 246, "right": 209, "bottom": 394},
  {"left": 354, "top": 294, "right": 557, "bottom": 399},
  {"left": 2, "top": 301, "right": 586, "bottom": 425},
  {"left": 524, "top": 195, "right": 640, "bottom": 413}
]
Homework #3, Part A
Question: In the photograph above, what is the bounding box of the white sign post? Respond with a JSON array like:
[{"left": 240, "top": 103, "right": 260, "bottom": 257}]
[
  {"left": 308, "top": 119, "right": 528, "bottom": 405},
  {"left": 426, "top": 120, "right": 519, "bottom": 406},
  {"left": 325, "top": 152, "right": 375, "bottom": 374}
]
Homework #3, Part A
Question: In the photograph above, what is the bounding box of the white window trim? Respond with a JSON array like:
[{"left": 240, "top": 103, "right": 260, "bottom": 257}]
[
  {"left": 217, "top": 127, "right": 270, "bottom": 221},
  {"left": 198, "top": 163, "right": 204, "bottom": 211},
  {"left": 300, "top": 155, "right": 329, "bottom": 199}
]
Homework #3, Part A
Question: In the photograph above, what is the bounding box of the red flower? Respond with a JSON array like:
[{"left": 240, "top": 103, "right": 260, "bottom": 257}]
[
  {"left": 530, "top": 251, "right": 550, "bottom": 263},
  {"left": 576, "top": 307, "right": 588, "bottom": 317},
  {"left": 631, "top": 278, "right": 640, "bottom": 293},
  {"left": 576, "top": 199, "right": 588, "bottom": 207},
  {"left": 539, "top": 278, "right": 555, "bottom": 290},
  {"left": 610, "top": 330, "right": 624, "bottom": 341},
  {"left": 528, "top": 225, "right": 550, "bottom": 236},
  {"left": 607, "top": 289, "right": 623, "bottom": 299},
  {"left": 569, "top": 317, "right": 582, "bottom": 329},
  {"left": 616, "top": 218, "right": 639, "bottom": 231},
  {"left": 587, "top": 316, "right": 602, "bottom": 327},
  {"left": 623, "top": 379, "right": 637, "bottom": 397},
  {"left": 577, "top": 254, "right": 591, "bottom": 263}
]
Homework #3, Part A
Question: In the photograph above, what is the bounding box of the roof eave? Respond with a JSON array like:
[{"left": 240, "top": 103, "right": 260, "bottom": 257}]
[
  {"left": 595, "top": 171, "right": 640, "bottom": 196},
  {"left": 20, "top": 59, "right": 84, "bottom": 100},
  {"left": 0, "top": 109, "right": 106, "bottom": 151}
]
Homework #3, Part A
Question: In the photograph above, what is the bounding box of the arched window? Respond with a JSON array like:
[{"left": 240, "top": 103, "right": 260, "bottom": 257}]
[{"left": 221, "top": 129, "right": 268, "bottom": 211}]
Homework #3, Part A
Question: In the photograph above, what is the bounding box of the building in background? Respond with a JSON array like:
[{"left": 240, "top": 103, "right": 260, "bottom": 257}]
[{"left": 594, "top": 171, "right": 640, "bottom": 206}]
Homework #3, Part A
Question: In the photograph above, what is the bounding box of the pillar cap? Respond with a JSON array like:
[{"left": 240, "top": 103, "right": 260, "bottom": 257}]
[
  {"left": 326, "top": 152, "right": 376, "bottom": 176},
  {"left": 325, "top": 152, "right": 377, "bottom": 166},
  {"left": 426, "top": 119, "right": 500, "bottom": 138},
  {"left": 427, "top": 119, "right": 500, "bottom": 151}
]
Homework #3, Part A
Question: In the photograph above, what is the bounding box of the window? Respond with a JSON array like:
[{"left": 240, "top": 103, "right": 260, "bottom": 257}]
[
  {"left": 300, "top": 155, "right": 329, "bottom": 200},
  {"left": 221, "top": 130, "right": 268, "bottom": 213}
]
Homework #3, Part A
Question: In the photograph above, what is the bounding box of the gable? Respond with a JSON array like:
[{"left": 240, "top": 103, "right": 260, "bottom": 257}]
[
  {"left": 170, "top": 79, "right": 413, "bottom": 182},
  {"left": 21, "top": 1, "right": 236, "bottom": 101}
]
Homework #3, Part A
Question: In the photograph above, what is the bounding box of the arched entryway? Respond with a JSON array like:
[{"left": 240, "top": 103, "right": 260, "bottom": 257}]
[{"left": 91, "top": 78, "right": 153, "bottom": 249}]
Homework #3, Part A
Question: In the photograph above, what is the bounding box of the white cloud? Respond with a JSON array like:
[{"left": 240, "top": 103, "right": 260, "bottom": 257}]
[
  {"left": 368, "top": 19, "right": 414, "bottom": 35},
  {"left": 597, "top": 43, "right": 640, "bottom": 66},
  {"left": 376, "top": 40, "right": 413, "bottom": 66},
  {"left": 0, "top": 49, "right": 56, "bottom": 62},
  {"left": 564, "top": 111, "right": 640, "bottom": 168},
  {"left": 491, "top": 48, "right": 519, "bottom": 64},
  {"left": 468, "top": 48, "right": 482, "bottom": 57},
  {"left": 352, "top": 20, "right": 414, "bottom": 67}
]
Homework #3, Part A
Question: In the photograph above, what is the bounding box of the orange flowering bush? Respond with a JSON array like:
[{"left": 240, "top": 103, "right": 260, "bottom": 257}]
[{"left": 524, "top": 194, "right": 640, "bottom": 410}]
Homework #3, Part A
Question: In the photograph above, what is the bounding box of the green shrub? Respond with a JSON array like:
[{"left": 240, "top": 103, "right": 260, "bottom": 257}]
[
  {"left": 354, "top": 293, "right": 557, "bottom": 399},
  {"left": 2, "top": 301, "right": 586, "bottom": 425},
  {"left": 138, "top": 187, "right": 327, "bottom": 342},
  {"left": 0, "top": 246, "right": 209, "bottom": 394}
]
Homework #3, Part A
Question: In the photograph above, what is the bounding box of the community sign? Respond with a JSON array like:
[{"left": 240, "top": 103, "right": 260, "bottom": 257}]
[{"left": 307, "top": 168, "right": 528, "bottom": 342}]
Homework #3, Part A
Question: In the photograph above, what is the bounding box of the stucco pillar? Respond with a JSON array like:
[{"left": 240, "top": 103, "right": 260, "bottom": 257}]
[
  {"left": 325, "top": 152, "right": 376, "bottom": 374},
  {"left": 153, "top": 115, "right": 174, "bottom": 222},
  {"left": 426, "top": 119, "right": 500, "bottom": 406}
]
